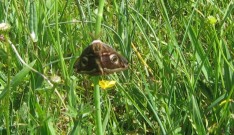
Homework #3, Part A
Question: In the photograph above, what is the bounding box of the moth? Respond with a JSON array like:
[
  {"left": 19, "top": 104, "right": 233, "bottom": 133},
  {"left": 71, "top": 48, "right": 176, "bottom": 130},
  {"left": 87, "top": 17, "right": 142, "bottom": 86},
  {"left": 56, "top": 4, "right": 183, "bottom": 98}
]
[{"left": 74, "top": 40, "right": 128, "bottom": 76}]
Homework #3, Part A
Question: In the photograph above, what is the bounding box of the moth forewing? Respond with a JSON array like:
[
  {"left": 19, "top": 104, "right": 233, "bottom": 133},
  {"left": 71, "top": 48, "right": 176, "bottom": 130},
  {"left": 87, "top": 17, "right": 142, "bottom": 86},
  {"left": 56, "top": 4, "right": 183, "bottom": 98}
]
[{"left": 74, "top": 40, "right": 128, "bottom": 76}]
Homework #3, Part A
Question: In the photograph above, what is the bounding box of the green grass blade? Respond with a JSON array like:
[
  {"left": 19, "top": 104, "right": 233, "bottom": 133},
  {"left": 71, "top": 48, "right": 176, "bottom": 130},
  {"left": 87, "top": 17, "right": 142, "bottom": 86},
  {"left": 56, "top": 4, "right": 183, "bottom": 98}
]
[{"left": 0, "top": 60, "right": 36, "bottom": 100}]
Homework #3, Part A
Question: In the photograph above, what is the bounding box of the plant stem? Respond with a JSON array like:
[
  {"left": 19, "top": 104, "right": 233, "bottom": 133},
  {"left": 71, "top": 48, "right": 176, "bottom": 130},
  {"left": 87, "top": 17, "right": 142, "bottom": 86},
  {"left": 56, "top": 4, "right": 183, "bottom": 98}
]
[
  {"left": 93, "top": 76, "right": 102, "bottom": 135},
  {"left": 95, "top": 0, "right": 105, "bottom": 39},
  {"left": 93, "top": 0, "right": 105, "bottom": 134},
  {"left": 5, "top": 35, "right": 11, "bottom": 135}
]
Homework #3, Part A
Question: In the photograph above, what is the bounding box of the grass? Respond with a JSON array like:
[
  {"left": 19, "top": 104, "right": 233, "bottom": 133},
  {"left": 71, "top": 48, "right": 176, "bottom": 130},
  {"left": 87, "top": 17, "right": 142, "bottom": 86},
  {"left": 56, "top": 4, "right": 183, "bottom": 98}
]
[{"left": 0, "top": 0, "right": 234, "bottom": 134}]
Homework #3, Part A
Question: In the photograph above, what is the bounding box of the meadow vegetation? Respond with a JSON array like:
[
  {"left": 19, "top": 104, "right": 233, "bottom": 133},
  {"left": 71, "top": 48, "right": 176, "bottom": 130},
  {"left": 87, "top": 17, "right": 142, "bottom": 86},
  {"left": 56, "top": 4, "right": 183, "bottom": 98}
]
[{"left": 0, "top": 0, "right": 234, "bottom": 134}]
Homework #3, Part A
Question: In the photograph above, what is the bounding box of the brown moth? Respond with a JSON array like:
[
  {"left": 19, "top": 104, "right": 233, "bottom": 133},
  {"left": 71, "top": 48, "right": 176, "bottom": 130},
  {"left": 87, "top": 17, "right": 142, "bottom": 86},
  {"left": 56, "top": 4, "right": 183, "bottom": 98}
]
[{"left": 74, "top": 40, "right": 128, "bottom": 76}]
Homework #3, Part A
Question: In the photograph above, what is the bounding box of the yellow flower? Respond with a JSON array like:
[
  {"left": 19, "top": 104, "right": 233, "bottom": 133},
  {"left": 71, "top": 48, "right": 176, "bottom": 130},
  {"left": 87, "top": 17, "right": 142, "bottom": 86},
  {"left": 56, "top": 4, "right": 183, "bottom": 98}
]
[
  {"left": 99, "top": 80, "right": 116, "bottom": 89},
  {"left": 92, "top": 80, "right": 116, "bottom": 90},
  {"left": 207, "top": 16, "right": 217, "bottom": 25}
]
